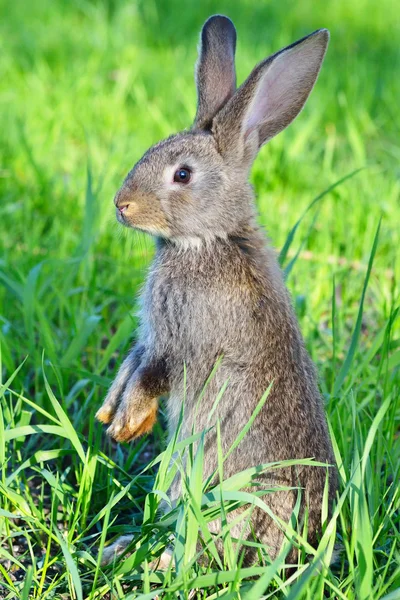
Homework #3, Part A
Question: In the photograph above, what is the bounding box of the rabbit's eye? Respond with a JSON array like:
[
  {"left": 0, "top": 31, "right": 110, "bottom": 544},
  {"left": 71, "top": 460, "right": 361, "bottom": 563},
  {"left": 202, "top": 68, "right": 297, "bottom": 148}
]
[{"left": 174, "top": 167, "right": 191, "bottom": 184}]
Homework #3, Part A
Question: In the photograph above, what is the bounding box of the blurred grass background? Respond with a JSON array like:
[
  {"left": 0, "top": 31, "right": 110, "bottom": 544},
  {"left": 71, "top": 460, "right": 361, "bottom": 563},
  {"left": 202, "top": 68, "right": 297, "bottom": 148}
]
[{"left": 0, "top": 0, "right": 399, "bottom": 597}]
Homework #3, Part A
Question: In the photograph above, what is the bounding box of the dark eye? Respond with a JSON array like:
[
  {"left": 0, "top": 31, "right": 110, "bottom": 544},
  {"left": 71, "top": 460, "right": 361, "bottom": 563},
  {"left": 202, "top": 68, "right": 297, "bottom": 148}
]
[{"left": 174, "top": 167, "right": 191, "bottom": 184}]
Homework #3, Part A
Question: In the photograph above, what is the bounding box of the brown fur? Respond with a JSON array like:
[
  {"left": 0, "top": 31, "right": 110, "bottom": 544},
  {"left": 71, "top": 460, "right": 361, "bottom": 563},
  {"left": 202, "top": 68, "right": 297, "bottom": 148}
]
[{"left": 97, "top": 15, "right": 337, "bottom": 566}]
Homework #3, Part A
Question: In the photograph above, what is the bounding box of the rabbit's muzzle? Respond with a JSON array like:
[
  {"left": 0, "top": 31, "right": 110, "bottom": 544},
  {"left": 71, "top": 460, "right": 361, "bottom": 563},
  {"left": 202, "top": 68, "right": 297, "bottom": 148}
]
[{"left": 113, "top": 184, "right": 171, "bottom": 236}]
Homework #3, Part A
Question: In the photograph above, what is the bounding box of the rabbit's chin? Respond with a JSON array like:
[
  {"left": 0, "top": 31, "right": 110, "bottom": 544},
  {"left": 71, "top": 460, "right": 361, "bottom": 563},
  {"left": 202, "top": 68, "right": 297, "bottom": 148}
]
[
  {"left": 115, "top": 212, "right": 134, "bottom": 229},
  {"left": 117, "top": 218, "right": 171, "bottom": 239},
  {"left": 118, "top": 218, "right": 228, "bottom": 246}
]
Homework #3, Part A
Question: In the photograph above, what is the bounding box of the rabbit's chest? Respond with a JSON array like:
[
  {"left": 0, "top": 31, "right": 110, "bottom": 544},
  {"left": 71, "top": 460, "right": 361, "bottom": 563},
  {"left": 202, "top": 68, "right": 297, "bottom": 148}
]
[
  {"left": 147, "top": 275, "right": 215, "bottom": 341},
  {"left": 142, "top": 246, "right": 255, "bottom": 358}
]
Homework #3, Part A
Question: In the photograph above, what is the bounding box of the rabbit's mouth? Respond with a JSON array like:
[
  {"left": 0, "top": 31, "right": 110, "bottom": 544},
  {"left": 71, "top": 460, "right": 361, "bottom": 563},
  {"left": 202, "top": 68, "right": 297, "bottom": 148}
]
[{"left": 116, "top": 206, "right": 129, "bottom": 226}]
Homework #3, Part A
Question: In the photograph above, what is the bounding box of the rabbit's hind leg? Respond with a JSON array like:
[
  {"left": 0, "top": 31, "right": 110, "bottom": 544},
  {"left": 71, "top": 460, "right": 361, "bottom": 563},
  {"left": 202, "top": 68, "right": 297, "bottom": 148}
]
[
  {"left": 100, "top": 535, "right": 173, "bottom": 570},
  {"left": 100, "top": 535, "right": 134, "bottom": 566}
]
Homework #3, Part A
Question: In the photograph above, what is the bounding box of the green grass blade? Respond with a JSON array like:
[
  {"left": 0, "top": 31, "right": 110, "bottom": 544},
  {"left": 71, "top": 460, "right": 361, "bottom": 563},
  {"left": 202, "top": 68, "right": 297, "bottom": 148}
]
[
  {"left": 55, "top": 528, "right": 83, "bottom": 600},
  {"left": 242, "top": 541, "right": 290, "bottom": 599},
  {"left": 4, "top": 424, "right": 71, "bottom": 442},
  {"left": 60, "top": 315, "right": 102, "bottom": 369},
  {"left": 184, "top": 432, "right": 204, "bottom": 565},
  {"left": 20, "top": 564, "right": 34, "bottom": 600},
  {"left": 42, "top": 361, "right": 86, "bottom": 462},
  {"left": 224, "top": 382, "right": 273, "bottom": 461},
  {"left": 279, "top": 168, "right": 364, "bottom": 266},
  {"left": 333, "top": 218, "right": 381, "bottom": 396}
]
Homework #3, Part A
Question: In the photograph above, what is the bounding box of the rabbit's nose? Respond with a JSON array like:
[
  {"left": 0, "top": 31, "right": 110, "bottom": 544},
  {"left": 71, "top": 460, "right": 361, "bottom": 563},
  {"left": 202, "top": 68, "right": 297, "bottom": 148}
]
[{"left": 114, "top": 185, "right": 132, "bottom": 209}]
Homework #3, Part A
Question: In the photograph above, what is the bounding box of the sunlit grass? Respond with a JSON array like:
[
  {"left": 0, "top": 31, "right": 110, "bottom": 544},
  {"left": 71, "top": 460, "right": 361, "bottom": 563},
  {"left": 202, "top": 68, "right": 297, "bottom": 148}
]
[{"left": 0, "top": 0, "right": 399, "bottom": 597}]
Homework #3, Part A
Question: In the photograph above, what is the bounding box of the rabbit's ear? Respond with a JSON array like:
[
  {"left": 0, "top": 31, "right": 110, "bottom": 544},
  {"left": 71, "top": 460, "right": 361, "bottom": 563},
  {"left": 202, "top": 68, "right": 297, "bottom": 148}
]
[
  {"left": 193, "top": 15, "right": 237, "bottom": 130},
  {"left": 213, "top": 29, "right": 329, "bottom": 163}
]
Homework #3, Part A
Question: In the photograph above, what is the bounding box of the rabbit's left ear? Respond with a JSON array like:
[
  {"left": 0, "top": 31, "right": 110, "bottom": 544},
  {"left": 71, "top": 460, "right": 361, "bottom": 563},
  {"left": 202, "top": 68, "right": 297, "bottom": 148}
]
[
  {"left": 212, "top": 29, "right": 329, "bottom": 163},
  {"left": 193, "top": 15, "right": 237, "bottom": 130}
]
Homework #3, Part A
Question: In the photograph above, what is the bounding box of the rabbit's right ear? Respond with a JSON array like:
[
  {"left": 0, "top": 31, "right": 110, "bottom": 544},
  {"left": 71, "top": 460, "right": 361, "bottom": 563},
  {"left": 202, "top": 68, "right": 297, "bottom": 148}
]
[
  {"left": 212, "top": 29, "right": 330, "bottom": 165},
  {"left": 193, "top": 15, "right": 237, "bottom": 130}
]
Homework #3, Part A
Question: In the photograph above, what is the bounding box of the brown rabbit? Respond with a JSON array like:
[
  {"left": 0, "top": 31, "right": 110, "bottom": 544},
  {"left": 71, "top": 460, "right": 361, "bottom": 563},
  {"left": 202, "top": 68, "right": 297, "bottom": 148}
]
[{"left": 97, "top": 15, "right": 337, "bottom": 566}]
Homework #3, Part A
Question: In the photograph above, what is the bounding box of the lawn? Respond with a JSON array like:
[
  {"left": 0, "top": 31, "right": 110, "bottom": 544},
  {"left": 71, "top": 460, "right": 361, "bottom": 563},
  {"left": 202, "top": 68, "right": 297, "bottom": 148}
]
[{"left": 0, "top": 0, "right": 399, "bottom": 598}]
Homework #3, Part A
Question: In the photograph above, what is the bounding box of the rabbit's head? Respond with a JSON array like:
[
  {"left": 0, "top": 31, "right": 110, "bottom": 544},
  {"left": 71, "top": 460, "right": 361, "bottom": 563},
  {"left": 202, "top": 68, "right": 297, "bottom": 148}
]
[{"left": 115, "top": 16, "right": 329, "bottom": 245}]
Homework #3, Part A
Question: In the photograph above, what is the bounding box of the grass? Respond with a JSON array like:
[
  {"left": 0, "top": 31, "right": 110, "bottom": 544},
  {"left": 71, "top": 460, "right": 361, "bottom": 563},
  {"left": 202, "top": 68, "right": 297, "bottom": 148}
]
[{"left": 0, "top": 0, "right": 399, "bottom": 597}]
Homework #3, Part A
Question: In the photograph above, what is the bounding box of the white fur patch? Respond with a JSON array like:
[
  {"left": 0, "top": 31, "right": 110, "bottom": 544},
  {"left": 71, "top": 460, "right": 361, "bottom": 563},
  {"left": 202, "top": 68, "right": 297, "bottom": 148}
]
[{"left": 171, "top": 232, "right": 228, "bottom": 251}]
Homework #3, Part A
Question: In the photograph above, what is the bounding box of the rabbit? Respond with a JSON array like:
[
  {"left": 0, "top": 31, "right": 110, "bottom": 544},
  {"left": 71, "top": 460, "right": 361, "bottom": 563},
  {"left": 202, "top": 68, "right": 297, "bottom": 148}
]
[{"left": 96, "top": 15, "right": 338, "bottom": 567}]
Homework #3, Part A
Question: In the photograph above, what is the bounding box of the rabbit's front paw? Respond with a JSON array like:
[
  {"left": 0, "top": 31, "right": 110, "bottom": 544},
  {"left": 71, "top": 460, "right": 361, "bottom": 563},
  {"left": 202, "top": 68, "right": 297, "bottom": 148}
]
[
  {"left": 106, "top": 396, "right": 158, "bottom": 443},
  {"left": 96, "top": 389, "right": 121, "bottom": 425},
  {"left": 96, "top": 358, "right": 136, "bottom": 425}
]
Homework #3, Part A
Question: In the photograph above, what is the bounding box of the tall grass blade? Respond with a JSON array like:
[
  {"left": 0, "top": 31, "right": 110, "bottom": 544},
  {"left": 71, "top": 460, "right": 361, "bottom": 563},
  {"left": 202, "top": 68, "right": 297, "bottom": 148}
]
[
  {"left": 55, "top": 528, "right": 83, "bottom": 600},
  {"left": 60, "top": 315, "right": 102, "bottom": 369},
  {"left": 279, "top": 168, "right": 364, "bottom": 266},
  {"left": 333, "top": 218, "right": 381, "bottom": 396},
  {"left": 42, "top": 360, "right": 86, "bottom": 462}
]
